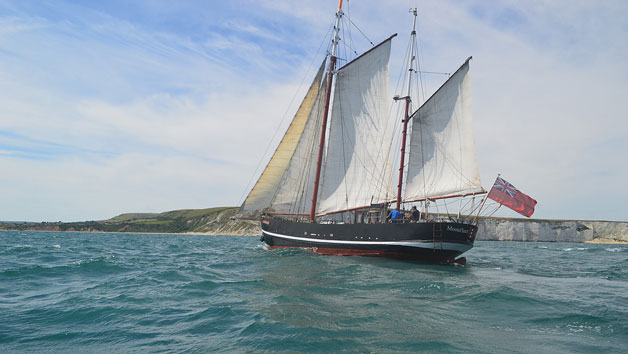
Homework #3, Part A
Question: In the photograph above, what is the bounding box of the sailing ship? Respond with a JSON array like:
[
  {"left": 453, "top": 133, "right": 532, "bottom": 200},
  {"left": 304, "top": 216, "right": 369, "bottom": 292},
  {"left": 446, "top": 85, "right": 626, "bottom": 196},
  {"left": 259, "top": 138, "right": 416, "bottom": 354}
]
[{"left": 238, "top": 2, "right": 485, "bottom": 264}]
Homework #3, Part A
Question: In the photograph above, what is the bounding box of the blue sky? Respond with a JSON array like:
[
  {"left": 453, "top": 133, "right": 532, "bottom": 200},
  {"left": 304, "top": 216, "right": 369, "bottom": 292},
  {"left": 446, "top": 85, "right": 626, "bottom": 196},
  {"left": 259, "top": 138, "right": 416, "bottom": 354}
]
[{"left": 1, "top": 0, "right": 627, "bottom": 222}]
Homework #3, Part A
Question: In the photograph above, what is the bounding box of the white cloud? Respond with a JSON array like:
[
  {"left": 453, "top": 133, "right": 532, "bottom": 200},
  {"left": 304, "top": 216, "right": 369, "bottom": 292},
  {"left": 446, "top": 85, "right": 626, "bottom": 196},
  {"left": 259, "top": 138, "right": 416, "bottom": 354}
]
[{"left": 0, "top": 154, "right": 247, "bottom": 221}]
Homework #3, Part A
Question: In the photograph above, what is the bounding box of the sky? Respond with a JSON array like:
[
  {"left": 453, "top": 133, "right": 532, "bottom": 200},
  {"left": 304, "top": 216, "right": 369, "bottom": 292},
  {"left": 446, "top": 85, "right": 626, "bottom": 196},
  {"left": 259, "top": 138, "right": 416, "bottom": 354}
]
[{"left": 1, "top": 0, "right": 627, "bottom": 222}]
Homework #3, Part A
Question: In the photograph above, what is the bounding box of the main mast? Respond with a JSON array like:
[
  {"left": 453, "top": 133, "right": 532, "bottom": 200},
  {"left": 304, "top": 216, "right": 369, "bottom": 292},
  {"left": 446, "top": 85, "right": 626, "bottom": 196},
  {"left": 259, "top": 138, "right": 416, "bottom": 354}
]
[
  {"left": 395, "top": 8, "right": 418, "bottom": 210},
  {"left": 310, "top": 0, "right": 343, "bottom": 221}
]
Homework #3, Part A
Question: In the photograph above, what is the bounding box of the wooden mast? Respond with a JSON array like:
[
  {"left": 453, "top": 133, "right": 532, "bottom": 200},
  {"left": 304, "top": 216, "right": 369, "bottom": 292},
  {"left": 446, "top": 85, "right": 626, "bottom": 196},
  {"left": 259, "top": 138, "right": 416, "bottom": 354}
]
[
  {"left": 310, "top": 0, "right": 343, "bottom": 222},
  {"left": 396, "top": 8, "right": 418, "bottom": 210}
]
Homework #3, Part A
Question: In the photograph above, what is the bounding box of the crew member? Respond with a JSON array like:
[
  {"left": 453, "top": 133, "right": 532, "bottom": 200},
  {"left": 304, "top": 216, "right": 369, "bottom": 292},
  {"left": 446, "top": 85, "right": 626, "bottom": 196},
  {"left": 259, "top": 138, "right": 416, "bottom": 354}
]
[
  {"left": 387, "top": 208, "right": 402, "bottom": 221},
  {"left": 410, "top": 206, "right": 421, "bottom": 222}
]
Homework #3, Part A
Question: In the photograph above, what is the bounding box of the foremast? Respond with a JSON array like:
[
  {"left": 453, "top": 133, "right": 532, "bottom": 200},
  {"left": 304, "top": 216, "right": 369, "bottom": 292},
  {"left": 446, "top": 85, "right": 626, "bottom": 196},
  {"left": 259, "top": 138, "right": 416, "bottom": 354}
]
[
  {"left": 310, "top": 0, "right": 343, "bottom": 221},
  {"left": 396, "top": 8, "right": 418, "bottom": 210}
]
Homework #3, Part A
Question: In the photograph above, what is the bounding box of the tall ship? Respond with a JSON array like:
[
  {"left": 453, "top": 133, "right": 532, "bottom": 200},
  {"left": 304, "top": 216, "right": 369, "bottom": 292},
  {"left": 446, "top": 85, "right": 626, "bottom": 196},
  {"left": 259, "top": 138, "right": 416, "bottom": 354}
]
[{"left": 238, "top": 1, "right": 486, "bottom": 264}]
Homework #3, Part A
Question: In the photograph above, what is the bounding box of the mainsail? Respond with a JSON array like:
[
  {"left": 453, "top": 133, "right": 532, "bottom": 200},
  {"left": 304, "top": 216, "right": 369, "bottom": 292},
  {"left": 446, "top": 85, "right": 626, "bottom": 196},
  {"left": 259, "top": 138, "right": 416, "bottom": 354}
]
[
  {"left": 239, "top": 61, "right": 326, "bottom": 215},
  {"left": 404, "top": 58, "right": 483, "bottom": 201},
  {"left": 317, "top": 37, "right": 396, "bottom": 215}
]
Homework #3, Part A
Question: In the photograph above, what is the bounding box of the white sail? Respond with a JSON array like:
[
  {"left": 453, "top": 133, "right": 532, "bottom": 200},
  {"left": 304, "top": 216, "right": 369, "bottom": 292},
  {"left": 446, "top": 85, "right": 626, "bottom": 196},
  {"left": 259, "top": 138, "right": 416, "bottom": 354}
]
[
  {"left": 317, "top": 37, "right": 395, "bottom": 215},
  {"left": 404, "top": 59, "right": 483, "bottom": 201},
  {"left": 269, "top": 75, "right": 327, "bottom": 214},
  {"left": 239, "top": 61, "right": 326, "bottom": 215}
]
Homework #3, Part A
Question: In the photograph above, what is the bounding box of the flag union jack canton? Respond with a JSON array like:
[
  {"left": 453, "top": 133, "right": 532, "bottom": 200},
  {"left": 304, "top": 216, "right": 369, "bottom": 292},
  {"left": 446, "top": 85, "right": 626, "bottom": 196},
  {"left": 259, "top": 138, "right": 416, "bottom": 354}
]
[
  {"left": 487, "top": 176, "right": 537, "bottom": 217},
  {"left": 493, "top": 177, "right": 518, "bottom": 197}
]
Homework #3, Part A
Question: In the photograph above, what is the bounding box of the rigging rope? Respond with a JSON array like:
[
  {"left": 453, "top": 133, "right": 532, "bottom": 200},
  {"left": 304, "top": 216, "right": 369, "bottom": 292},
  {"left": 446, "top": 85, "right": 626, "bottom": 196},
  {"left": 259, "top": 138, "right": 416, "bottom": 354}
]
[
  {"left": 345, "top": 16, "right": 374, "bottom": 47},
  {"left": 237, "top": 22, "right": 334, "bottom": 207}
]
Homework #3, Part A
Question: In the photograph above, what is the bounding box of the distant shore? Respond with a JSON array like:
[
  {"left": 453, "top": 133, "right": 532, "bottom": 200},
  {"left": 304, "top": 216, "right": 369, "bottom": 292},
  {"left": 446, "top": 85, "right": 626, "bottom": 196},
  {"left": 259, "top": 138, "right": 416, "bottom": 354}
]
[
  {"left": 2, "top": 207, "right": 627, "bottom": 243},
  {"left": 585, "top": 238, "right": 628, "bottom": 244},
  {"left": 3, "top": 229, "right": 628, "bottom": 244}
]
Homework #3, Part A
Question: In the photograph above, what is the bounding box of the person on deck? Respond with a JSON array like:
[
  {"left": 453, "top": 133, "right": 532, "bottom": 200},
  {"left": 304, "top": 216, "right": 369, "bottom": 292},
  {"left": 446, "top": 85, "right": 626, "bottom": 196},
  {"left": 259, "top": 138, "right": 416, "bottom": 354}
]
[
  {"left": 387, "top": 208, "right": 402, "bottom": 222},
  {"left": 410, "top": 206, "right": 421, "bottom": 222}
]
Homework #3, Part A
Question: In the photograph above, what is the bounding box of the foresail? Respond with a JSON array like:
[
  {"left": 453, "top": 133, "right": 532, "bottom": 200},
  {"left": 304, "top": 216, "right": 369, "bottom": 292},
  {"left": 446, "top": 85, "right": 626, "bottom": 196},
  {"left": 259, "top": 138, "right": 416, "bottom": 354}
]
[
  {"left": 404, "top": 59, "right": 483, "bottom": 202},
  {"left": 239, "top": 61, "right": 326, "bottom": 215},
  {"left": 317, "top": 37, "right": 396, "bottom": 215},
  {"left": 269, "top": 75, "right": 327, "bottom": 214}
]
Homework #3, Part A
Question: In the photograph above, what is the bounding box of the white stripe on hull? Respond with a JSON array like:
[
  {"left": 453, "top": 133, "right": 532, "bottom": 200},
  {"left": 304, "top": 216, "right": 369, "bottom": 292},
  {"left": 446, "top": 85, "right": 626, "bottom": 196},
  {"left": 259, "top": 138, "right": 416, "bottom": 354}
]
[{"left": 262, "top": 230, "right": 472, "bottom": 253}]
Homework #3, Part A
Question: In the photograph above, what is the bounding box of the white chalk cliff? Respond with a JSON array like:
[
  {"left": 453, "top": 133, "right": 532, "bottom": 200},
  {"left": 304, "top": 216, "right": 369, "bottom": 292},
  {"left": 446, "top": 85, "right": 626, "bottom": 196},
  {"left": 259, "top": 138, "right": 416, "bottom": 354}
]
[{"left": 476, "top": 218, "right": 628, "bottom": 242}]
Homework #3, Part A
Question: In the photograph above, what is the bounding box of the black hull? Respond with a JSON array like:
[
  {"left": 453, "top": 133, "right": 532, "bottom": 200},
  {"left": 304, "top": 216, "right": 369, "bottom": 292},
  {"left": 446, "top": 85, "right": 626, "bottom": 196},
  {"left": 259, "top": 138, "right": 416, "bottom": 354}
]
[{"left": 260, "top": 217, "right": 477, "bottom": 263}]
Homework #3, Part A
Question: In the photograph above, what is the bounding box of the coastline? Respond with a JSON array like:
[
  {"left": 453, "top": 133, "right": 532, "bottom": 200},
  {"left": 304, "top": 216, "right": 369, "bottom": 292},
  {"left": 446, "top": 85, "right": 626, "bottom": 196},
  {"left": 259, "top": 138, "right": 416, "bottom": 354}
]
[
  {"left": 585, "top": 238, "right": 628, "bottom": 245},
  {"left": 2, "top": 228, "right": 627, "bottom": 244},
  {"left": 2, "top": 207, "right": 626, "bottom": 243},
  {"left": 0, "top": 229, "right": 259, "bottom": 237}
]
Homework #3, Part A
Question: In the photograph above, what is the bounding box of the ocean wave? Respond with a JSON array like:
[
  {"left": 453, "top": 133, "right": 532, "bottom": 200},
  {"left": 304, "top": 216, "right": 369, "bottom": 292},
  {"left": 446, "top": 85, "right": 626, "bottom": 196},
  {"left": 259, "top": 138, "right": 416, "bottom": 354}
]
[
  {"left": 465, "top": 285, "right": 550, "bottom": 307},
  {"left": 562, "top": 247, "right": 588, "bottom": 252},
  {"left": 4, "top": 261, "right": 122, "bottom": 279},
  {"left": 255, "top": 244, "right": 270, "bottom": 251},
  {"left": 527, "top": 313, "right": 608, "bottom": 334},
  {"left": 2, "top": 231, "right": 627, "bottom": 353},
  {"left": 605, "top": 248, "right": 622, "bottom": 252},
  {"left": 7, "top": 244, "right": 33, "bottom": 252}
]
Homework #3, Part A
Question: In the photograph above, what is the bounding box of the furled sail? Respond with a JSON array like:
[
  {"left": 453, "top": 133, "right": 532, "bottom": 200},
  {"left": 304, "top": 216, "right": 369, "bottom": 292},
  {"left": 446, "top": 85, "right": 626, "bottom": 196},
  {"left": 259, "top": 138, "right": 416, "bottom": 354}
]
[
  {"left": 239, "top": 61, "right": 326, "bottom": 215},
  {"left": 404, "top": 58, "right": 483, "bottom": 201},
  {"left": 317, "top": 37, "right": 396, "bottom": 215}
]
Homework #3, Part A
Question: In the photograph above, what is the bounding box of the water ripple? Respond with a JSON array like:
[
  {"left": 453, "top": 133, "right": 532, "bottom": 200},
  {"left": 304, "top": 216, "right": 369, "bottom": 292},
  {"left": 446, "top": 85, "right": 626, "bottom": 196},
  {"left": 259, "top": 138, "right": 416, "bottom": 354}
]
[{"left": 0, "top": 231, "right": 626, "bottom": 353}]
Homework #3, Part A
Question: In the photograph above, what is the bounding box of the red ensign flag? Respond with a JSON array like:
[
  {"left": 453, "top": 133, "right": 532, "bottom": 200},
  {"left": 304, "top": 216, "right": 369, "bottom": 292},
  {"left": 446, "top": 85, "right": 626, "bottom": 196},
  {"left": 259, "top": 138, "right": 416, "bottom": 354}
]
[{"left": 487, "top": 176, "right": 537, "bottom": 217}]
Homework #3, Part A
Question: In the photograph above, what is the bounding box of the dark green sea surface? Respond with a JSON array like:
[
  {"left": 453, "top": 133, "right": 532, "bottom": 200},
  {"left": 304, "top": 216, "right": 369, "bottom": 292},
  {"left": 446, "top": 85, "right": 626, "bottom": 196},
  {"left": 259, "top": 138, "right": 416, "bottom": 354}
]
[{"left": 1, "top": 231, "right": 626, "bottom": 353}]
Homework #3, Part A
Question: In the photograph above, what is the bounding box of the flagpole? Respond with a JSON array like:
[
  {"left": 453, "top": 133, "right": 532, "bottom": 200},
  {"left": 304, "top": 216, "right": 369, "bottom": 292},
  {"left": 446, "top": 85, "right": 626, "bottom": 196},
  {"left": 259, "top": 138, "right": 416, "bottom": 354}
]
[
  {"left": 473, "top": 195, "right": 490, "bottom": 224},
  {"left": 474, "top": 174, "right": 499, "bottom": 224}
]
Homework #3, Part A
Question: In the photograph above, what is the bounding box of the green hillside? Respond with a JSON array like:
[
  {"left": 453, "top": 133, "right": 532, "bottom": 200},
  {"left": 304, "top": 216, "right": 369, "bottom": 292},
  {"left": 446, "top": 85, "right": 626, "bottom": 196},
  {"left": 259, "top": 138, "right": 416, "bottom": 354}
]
[{"left": 0, "top": 207, "right": 260, "bottom": 235}]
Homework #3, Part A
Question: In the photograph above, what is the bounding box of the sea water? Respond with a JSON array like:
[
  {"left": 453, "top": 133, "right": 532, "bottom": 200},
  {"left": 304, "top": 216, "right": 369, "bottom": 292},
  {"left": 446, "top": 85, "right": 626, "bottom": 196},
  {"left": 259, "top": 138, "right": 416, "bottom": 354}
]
[{"left": 0, "top": 230, "right": 626, "bottom": 353}]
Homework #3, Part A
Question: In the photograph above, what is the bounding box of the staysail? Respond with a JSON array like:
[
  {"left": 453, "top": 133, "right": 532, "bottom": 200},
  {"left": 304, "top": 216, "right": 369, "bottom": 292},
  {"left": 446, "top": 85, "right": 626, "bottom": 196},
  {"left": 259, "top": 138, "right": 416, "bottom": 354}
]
[
  {"left": 239, "top": 61, "right": 326, "bottom": 215},
  {"left": 317, "top": 37, "right": 396, "bottom": 215},
  {"left": 269, "top": 75, "right": 328, "bottom": 214},
  {"left": 404, "top": 58, "right": 483, "bottom": 201}
]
